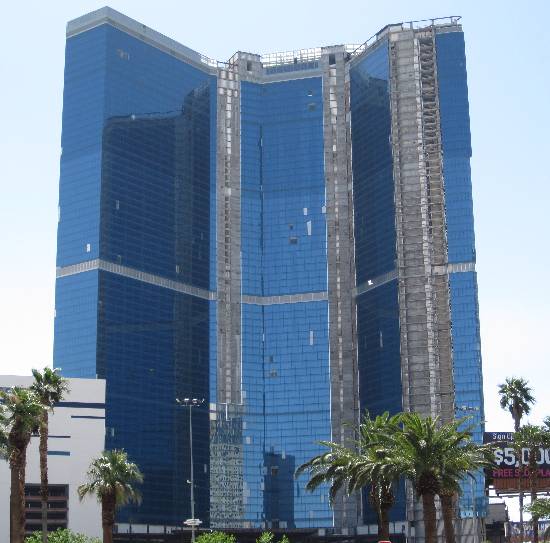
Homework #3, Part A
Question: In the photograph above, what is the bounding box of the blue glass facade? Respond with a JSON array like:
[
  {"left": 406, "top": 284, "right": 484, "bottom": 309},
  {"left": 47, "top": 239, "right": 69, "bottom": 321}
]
[
  {"left": 350, "top": 29, "right": 485, "bottom": 523},
  {"left": 54, "top": 22, "right": 216, "bottom": 525},
  {"left": 350, "top": 40, "right": 406, "bottom": 523},
  {"left": 350, "top": 40, "right": 400, "bottom": 418},
  {"left": 240, "top": 77, "right": 331, "bottom": 528},
  {"left": 436, "top": 31, "right": 486, "bottom": 516},
  {"left": 241, "top": 78, "right": 327, "bottom": 296},
  {"left": 54, "top": 9, "right": 485, "bottom": 531},
  {"left": 97, "top": 273, "right": 210, "bottom": 524},
  {"left": 350, "top": 41, "right": 395, "bottom": 284},
  {"left": 54, "top": 271, "right": 99, "bottom": 378}
]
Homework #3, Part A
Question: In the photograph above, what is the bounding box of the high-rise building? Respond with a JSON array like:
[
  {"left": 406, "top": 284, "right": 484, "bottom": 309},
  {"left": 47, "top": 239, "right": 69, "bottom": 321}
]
[{"left": 54, "top": 7, "right": 485, "bottom": 536}]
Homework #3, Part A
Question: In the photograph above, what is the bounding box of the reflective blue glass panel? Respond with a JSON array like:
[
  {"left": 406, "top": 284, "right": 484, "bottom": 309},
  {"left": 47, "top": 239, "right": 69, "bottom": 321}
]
[
  {"left": 437, "top": 30, "right": 486, "bottom": 516},
  {"left": 53, "top": 271, "right": 99, "bottom": 378},
  {"left": 350, "top": 41, "right": 405, "bottom": 523},
  {"left": 436, "top": 31, "right": 475, "bottom": 265},
  {"left": 240, "top": 76, "right": 331, "bottom": 527},
  {"left": 241, "top": 78, "right": 327, "bottom": 297},
  {"left": 97, "top": 271, "right": 210, "bottom": 525},
  {"left": 55, "top": 22, "right": 216, "bottom": 526},
  {"left": 242, "top": 301, "right": 332, "bottom": 528},
  {"left": 350, "top": 40, "right": 396, "bottom": 284}
]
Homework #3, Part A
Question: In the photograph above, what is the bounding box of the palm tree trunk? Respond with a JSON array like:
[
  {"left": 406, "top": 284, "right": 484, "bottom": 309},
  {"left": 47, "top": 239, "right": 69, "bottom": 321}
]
[
  {"left": 39, "top": 410, "right": 49, "bottom": 543},
  {"left": 10, "top": 446, "right": 27, "bottom": 543},
  {"left": 422, "top": 492, "right": 438, "bottom": 543},
  {"left": 102, "top": 494, "right": 116, "bottom": 543},
  {"left": 9, "top": 456, "right": 20, "bottom": 543},
  {"left": 530, "top": 448, "right": 539, "bottom": 543},
  {"left": 379, "top": 504, "right": 391, "bottom": 541},
  {"left": 369, "top": 484, "right": 393, "bottom": 540},
  {"left": 18, "top": 462, "right": 27, "bottom": 543},
  {"left": 379, "top": 485, "right": 395, "bottom": 541},
  {"left": 515, "top": 416, "right": 525, "bottom": 543},
  {"left": 532, "top": 501, "right": 539, "bottom": 543},
  {"left": 369, "top": 485, "right": 384, "bottom": 540},
  {"left": 440, "top": 493, "right": 456, "bottom": 543},
  {"left": 519, "top": 476, "right": 525, "bottom": 542}
]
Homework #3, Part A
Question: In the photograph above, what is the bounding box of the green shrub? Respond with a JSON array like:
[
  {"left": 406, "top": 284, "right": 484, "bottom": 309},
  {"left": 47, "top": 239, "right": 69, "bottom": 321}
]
[
  {"left": 25, "top": 529, "right": 100, "bottom": 543},
  {"left": 196, "top": 531, "right": 237, "bottom": 543},
  {"left": 256, "top": 532, "right": 290, "bottom": 543},
  {"left": 257, "top": 533, "right": 274, "bottom": 543}
]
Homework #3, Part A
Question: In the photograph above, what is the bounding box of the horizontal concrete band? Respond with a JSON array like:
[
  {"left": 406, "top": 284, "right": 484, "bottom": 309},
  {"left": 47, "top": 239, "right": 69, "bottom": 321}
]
[
  {"left": 57, "top": 258, "right": 215, "bottom": 300},
  {"left": 56, "top": 259, "right": 328, "bottom": 305},
  {"left": 241, "top": 291, "right": 328, "bottom": 305},
  {"left": 355, "top": 261, "right": 476, "bottom": 296}
]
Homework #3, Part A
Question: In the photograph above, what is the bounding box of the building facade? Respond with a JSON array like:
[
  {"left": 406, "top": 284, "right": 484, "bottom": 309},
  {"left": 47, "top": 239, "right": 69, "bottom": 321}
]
[
  {"left": 54, "top": 7, "right": 485, "bottom": 536},
  {"left": 0, "top": 377, "right": 105, "bottom": 541}
]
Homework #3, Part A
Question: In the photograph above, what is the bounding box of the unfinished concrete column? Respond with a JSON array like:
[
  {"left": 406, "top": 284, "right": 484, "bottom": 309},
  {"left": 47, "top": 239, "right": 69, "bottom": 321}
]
[
  {"left": 321, "top": 45, "right": 361, "bottom": 532},
  {"left": 210, "top": 56, "right": 245, "bottom": 528},
  {"left": 388, "top": 25, "right": 454, "bottom": 543}
]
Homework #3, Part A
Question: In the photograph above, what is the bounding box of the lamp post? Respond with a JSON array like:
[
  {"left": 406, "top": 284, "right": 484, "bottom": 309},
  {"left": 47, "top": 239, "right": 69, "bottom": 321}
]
[{"left": 176, "top": 397, "right": 204, "bottom": 543}]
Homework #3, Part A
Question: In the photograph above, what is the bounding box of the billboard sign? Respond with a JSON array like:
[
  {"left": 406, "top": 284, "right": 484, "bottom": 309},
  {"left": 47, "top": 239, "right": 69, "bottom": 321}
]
[{"left": 483, "top": 431, "right": 550, "bottom": 492}]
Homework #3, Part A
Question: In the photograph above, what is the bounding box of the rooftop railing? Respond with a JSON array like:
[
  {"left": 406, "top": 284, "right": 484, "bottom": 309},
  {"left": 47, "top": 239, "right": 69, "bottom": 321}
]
[
  {"left": 261, "top": 47, "right": 322, "bottom": 67},
  {"left": 206, "top": 15, "right": 462, "bottom": 69},
  {"left": 348, "top": 15, "right": 462, "bottom": 59}
]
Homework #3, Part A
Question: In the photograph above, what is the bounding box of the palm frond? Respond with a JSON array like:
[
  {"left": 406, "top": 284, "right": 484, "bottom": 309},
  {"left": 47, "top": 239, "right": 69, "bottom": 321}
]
[
  {"left": 498, "top": 377, "right": 535, "bottom": 422},
  {"left": 31, "top": 367, "right": 70, "bottom": 408},
  {"left": 79, "top": 449, "right": 143, "bottom": 508}
]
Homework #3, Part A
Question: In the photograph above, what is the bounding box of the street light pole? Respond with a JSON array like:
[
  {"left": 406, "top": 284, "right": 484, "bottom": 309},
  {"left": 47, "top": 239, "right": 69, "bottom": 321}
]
[{"left": 176, "top": 398, "right": 204, "bottom": 543}]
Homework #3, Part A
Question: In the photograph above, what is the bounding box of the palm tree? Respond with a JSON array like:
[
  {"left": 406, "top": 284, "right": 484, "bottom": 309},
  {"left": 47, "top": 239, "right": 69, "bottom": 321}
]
[
  {"left": 437, "top": 440, "right": 493, "bottom": 543},
  {"left": 31, "top": 367, "right": 69, "bottom": 543},
  {"left": 498, "top": 377, "right": 535, "bottom": 432},
  {"left": 78, "top": 449, "right": 143, "bottom": 543},
  {"left": 526, "top": 498, "right": 550, "bottom": 541},
  {"left": 0, "top": 387, "right": 43, "bottom": 543},
  {"left": 296, "top": 411, "right": 403, "bottom": 539},
  {"left": 498, "top": 376, "right": 535, "bottom": 541},
  {"left": 395, "top": 414, "right": 489, "bottom": 543},
  {"left": 514, "top": 425, "right": 550, "bottom": 543},
  {"left": 350, "top": 412, "right": 405, "bottom": 539}
]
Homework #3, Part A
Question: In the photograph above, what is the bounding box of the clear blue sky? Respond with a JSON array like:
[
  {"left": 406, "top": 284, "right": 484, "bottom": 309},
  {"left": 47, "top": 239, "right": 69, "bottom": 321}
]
[{"left": 1, "top": 0, "right": 549, "bottom": 516}]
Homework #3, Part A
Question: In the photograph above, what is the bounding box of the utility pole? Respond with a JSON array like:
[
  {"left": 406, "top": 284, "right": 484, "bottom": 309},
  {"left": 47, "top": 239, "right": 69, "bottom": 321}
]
[{"left": 176, "top": 398, "right": 204, "bottom": 543}]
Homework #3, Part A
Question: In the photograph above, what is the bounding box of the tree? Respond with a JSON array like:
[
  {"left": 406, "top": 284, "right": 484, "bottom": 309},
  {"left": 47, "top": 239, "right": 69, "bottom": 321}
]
[
  {"left": 296, "top": 411, "right": 403, "bottom": 540},
  {"left": 31, "top": 367, "right": 69, "bottom": 543},
  {"left": 437, "top": 440, "right": 493, "bottom": 543},
  {"left": 498, "top": 377, "right": 535, "bottom": 432},
  {"left": 514, "top": 425, "right": 550, "bottom": 543},
  {"left": 255, "top": 533, "right": 290, "bottom": 543},
  {"left": 78, "top": 450, "right": 143, "bottom": 543},
  {"left": 195, "top": 533, "right": 236, "bottom": 543},
  {"left": 256, "top": 533, "right": 274, "bottom": 543},
  {"left": 526, "top": 497, "right": 550, "bottom": 518},
  {"left": 349, "top": 412, "right": 405, "bottom": 540},
  {"left": 25, "top": 529, "right": 101, "bottom": 543},
  {"left": 298, "top": 412, "right": 489, "bottom": 543},
  {"left": 1, "top": 387, "right": 43, "bottom": 543},
  {"left": 526, "top": 498, "right": 550, "bottom": 524},
  {"left": 526, "top": 499, "right": 550, "bottom": 543},
  {"left": 395, "top": 414, "right": 489, "bottom": 543},
  {"left": 498, "top": 376, "right": 535, "bottom": 542}
]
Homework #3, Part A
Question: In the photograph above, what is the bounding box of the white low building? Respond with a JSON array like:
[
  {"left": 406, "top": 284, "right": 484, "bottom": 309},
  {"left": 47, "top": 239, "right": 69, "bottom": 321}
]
[{"left": 0, "top": 376, "right": 105, "bottom": 541}]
